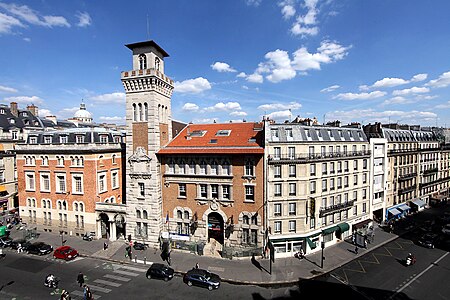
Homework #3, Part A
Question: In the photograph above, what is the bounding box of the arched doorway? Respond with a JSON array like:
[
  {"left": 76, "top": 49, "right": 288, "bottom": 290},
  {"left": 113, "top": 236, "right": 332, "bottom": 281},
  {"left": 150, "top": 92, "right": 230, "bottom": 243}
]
[
  {"left": 115, "top": 214, "right": 126, "bottom": 239},
  {"left": 208, "top": 212, "right": 224, "bottom": 245},
  {"left": 99, "top": 213, "right": 110, "bottom": 239}
]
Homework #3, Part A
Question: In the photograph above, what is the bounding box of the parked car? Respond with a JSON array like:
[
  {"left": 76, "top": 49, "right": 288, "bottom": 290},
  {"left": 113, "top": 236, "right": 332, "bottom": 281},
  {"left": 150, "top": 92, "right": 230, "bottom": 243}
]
[
  {"left": 53, "top": 246, "right": 79, "bottom": 260},
  {"left": 0, "top": 236, "right": 12, "bottom": 248},
  {"left": 442, "top": 224, "right": 450, "bottom": 235},
  {"left": 183, "top": 268, "right": 220, "bottom": 291},
  {"left": 418, "top": 233, "right": 441, "bottom": 248},
  {"left": 25, "top": 242, "right": 53, "bottom": 255},
  {"left": 146, "top": 263, "right": 174, "bottom": 281},
  {"left": 82, "top": 232, "right": 95, "bottom": 241}
]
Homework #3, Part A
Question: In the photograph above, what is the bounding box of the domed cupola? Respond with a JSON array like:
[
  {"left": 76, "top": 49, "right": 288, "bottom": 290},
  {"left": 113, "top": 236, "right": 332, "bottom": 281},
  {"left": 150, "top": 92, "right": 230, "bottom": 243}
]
[{"left": 73, "top": 102, "right": 93, "bottom": 123}]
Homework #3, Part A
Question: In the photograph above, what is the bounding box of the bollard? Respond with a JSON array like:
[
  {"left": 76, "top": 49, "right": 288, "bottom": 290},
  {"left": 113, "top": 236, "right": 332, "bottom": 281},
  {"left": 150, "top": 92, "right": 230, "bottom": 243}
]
[
  {"left": 135, "top": 256, "right": 137, "bottom": 263},
  {"left": 144, "top": 257, "right": 147, "bottom": 265}
]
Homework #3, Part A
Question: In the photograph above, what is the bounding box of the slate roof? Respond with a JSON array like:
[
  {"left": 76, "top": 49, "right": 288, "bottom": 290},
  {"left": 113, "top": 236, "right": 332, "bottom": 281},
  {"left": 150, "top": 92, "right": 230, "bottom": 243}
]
[
  {"left": 0, "top": 104, "right": 43, "bottom": 131},
  {"left": 158, "top": 122, "right": 264, "bottom": 155},
  {"left": 382, "top": 128, "right": 436, "bottom": 143}
]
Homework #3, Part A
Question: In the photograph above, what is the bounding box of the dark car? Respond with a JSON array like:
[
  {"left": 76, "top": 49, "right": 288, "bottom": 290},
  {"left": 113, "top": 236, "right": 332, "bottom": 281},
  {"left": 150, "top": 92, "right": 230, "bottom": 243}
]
[
  {"left": 183, "top": 268, "right": 220, "bottom": 291},
  {"left": 146, "top": 263, "right": 174, "bottom": 281},
  {"left": 25, "top": 242, "right": 53, "bottom": 255},
  {"left": 0, "top": 236, "right": 13, "bottom": 248},
  {"left": 418, "top": 233, "right": 441, "bottom": 248},
  {"left": 53, "top": 245, "right": 79, "bottom": 260}
]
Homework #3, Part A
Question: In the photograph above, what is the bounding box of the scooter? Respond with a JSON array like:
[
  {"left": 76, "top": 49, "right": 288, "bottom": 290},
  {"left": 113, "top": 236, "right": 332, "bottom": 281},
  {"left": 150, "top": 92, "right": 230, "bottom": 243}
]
[
  {"left": 44, "top": 275, "right": 59, "bottom": 288},
  {"left": 405, "top": 256, "right": 416, "bottom": 266},
  {"left": 294, "top": 251, "right": 304, "bottom": 259}
]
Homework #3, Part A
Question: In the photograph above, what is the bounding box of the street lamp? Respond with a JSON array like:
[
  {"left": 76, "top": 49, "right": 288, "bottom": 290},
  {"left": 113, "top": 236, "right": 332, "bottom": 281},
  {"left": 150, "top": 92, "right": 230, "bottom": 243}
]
[{"left": 320, "top": 241, "right": 325, "bottom": 268}]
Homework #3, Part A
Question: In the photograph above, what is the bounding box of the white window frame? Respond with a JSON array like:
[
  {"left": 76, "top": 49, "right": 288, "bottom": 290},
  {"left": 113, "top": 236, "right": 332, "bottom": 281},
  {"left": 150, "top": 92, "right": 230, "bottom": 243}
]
[
  {"left": 40, "top": 172, "right": 50, "bottom": 192},
  {"left": 274, "top": 203, "right": 282, "bottom": 216},
  {"left": 72, "top": 173, "right": 84, "bottom": 194},
  {"left": 111, "top": 170, "right": 119, "bottom": 189},
  {"left": 25, "top": 172, "right": 35, "bottom": 191},
  {"left": 98, "top": 172, "right": 107, "bottom": 193}
]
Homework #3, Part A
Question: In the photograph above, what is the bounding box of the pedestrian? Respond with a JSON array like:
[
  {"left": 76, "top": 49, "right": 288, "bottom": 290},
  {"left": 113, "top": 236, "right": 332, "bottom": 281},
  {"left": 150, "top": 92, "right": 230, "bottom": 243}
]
[
  {"left": 355, "top": 246, "right": 359, "bottom": 254},
  {"left": 83, "top": 285, "right": 93, "bottom": 300},
  {"left": 61, "top": 289, "right": 71, "bottom": 300},
  {"left": 103, "top": 242, "right": 108, "bottom": 250},
  {"left": 77, "top": 271, "right": 84, "bottom": 287},
  {"left": 195, "top": 262, "right": 199, "bottom": 269}
]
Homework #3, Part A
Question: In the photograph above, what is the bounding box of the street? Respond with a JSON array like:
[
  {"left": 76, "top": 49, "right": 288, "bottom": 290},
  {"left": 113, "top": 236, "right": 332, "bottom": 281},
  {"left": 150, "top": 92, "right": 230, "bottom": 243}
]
[{"left": 0, "top": 252, "right": 298, "bottom": 300}]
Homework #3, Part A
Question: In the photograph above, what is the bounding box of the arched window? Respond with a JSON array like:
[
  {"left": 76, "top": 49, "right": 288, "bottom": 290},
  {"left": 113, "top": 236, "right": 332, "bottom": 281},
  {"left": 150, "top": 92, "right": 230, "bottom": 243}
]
[
  {"left": 245, "top": 160, "right": 254, "bottom": 176},
  {"left": 27, "top": 199, "right": 31, "bottom": 206},
  {"left": 63, "top": 201, "right": 67, "bottom": 210},
  {"left": 58, "top": 201, "right": 62, "bottom": 210},
  {"left": 155, "top": 57, "right": 160, "bottom": 71},
  {"left": 184, "top": 211, "right": 189, "bottom": 220},
  {"left": 112, "top": 154, "right": 116, "bottom": 164},
  {"left": 74, "top": 203, "right": 78, "bottom": 211},
  {"left": 144, "top": 103, "right": 148, "bottom": 121},
  {"left": 139, "top": 54, "right": 147, "bottom": 70},
  {"left": 243, "top": 215, "right": 249, "bottom": 225},
  {"left": 251, "top": 215, "right": 258, "bottom": 225},
  {"left": 143, "top": 210, "right": 148, "bottom": 219},
  {"left": 200, "top": 161, "right": 207, "bottom": 175},
  {"left": 136, "top": 210, "right": 141, "bottom": 219},
  {"left": 177, "top": 210, "right": 183, "bottom": 219},
  {"left": 133, "top": 103, "right": 137, "bottom": 122},
  {"left": 42, "top": 200, "right": 46, "bottom": 209},
  {"left": 210, "top": 161, "right": 218, "bottom": 175},
  {"left": 178, "top": 160, "right": 185, "bottom": 174},
  {"left": 79, "top": 203, "right": 84, "bottom": 212},
  {"left": 138, "top": 103, "right": 143, "bottom": 121},
  {"left": 222, "top": 161, "right": 230, "bottom": 175}
]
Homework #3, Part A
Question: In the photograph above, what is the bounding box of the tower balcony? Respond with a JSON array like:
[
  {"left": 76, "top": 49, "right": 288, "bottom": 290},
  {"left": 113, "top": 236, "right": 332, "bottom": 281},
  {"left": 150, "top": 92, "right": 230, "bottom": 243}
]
[{"left": 121, "top": 68, "right": 174, "bottom": 86}]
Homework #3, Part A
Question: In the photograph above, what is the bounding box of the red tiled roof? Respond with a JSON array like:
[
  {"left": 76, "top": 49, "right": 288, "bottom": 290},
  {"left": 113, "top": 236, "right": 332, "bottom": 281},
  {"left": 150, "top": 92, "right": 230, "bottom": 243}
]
[{"left": 158, "top": 122, "right": 264, "bottom": 155}]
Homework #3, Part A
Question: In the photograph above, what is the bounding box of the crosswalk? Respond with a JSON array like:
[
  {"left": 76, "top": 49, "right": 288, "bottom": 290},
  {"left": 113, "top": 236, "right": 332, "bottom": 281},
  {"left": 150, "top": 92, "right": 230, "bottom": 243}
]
[{"left": 68, "top": 264, "right": 147, "bottom": 299}]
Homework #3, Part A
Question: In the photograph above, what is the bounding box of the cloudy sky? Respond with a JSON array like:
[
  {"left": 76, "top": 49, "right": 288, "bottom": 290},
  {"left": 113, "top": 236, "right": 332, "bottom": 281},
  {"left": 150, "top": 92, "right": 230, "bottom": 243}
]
[{"left": 1, "top": 0, "right": 450, "bottom": 126}]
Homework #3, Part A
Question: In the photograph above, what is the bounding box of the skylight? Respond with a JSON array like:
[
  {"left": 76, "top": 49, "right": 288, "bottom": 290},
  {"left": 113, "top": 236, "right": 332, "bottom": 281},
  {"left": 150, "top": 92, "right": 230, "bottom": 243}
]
[{"left": 216, "top": 130, "right": 231, "bottom": 136}]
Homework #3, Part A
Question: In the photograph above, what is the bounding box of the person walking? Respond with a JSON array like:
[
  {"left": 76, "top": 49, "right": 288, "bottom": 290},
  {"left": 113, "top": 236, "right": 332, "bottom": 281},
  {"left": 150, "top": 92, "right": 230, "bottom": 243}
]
[
  {"left": 103, "top": 242, "right": 108, "bottom": 250},
  {"left": 77, "top": 271, "right": 85, "bottom": 287},
  {"left": 355, "top": 246, "right": 359, "bottom": 254},
  {"left": 195, "top": 263, "right": 199, "bottom": 269}
]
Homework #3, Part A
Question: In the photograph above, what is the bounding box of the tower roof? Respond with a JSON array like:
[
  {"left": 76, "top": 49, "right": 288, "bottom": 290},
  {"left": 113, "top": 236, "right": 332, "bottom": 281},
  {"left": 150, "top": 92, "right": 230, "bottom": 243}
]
[{"left": 125, "top": 40, "right": 169, "bottom": 57}]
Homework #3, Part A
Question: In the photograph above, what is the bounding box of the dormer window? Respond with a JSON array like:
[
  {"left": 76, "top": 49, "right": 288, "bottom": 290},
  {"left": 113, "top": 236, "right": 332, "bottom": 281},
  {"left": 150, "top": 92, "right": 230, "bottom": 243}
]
[
  {"left": 44, "top": 136, "right": 52, "bottom": 144},
  {"left": 216, "top": 130, "right": 231, "bottom": 136},
  {"left": 60, "top": 136, "right": 68, "bottom": 144},
  {"left": 24, "top": 119, "right": 29, "bottom": 125},
  {"left": 12, "top": 131, "right": 18, "bottom": 140},
  {"left": 76, "top": 135, "right": 84, "bottom": 144},
  {"left": 139, "top": 54, "right": 147, "bottom": 70},
  {"left": 9, "top": 118, "right": 15, "bottom": 124},
  {"left": 0, "top": 109, "right": 4, "bottom": 114},
  {"left": 100, "top": 135, "right": 108, "bottom": 144},
  {"left": 30, "top": 136, "right": 37, "bottom": 144},
  {"left": 22, "top": 112, "right": 28, "bottom": 117}
]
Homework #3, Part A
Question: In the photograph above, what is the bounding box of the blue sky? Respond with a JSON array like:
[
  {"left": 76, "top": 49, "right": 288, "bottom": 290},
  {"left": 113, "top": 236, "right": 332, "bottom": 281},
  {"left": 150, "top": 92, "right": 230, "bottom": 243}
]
[{"left": 1, "top": 0, "right": 450, "bottom": 127}]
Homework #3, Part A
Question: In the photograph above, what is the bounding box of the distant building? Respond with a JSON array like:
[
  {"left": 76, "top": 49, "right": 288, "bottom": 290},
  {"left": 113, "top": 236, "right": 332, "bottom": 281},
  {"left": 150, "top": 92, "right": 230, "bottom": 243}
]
[{"left": 15, "top": 128, "right": 126, "bottom": 240}]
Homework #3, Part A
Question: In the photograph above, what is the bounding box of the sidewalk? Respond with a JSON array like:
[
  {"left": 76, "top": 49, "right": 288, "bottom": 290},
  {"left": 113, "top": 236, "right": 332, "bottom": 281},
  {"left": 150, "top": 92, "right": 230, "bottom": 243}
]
[{"left": 5, "top": 223, "right": 400, "bottom": 286}]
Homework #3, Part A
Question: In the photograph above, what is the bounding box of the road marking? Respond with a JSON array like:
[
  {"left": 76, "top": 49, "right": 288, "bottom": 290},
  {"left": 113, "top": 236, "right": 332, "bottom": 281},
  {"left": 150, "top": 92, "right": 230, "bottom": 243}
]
[
  {"left": 113, "top": 269, "right": 140, "bottom": 277},
  {"left": 94, "top": 279, "right": 122, "bottom": 287},
  {"left": 208, "top": 266, "right": 225, "bottom": 272},
  {"left": 86, "top": 284, "right": 112, "bottom": 293},
  {"left": 70, "top": 290, "right": 101, "bottom": 299},
  {"left": 103, "top": 274, "right": 131, "bottom": 282},
  {"left": 113, "top": 264, "right": 147, "bottom": 272},
  {"left": 66, "top": 257, "right": 84, "bottom": 263},
  {"left": 394, "top": 252, "right": 450, "bottom": 296}
]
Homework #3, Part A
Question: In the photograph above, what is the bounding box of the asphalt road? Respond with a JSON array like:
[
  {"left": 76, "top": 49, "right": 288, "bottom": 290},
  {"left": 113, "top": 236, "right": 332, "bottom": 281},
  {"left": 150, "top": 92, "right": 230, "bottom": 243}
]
[{"left": 0, "top": 252, "right": 300, "bottom": 300}]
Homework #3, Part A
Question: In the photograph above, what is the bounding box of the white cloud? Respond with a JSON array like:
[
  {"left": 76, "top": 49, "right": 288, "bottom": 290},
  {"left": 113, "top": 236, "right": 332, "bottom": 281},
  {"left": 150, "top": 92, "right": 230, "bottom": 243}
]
[
  {"left": 426, "top": 71, "right": 450, "bottom": 88},
  {"left": 292, "top": 41, "right": 351, "bottom": 72},
  {"left": 435, "top": 101, "right": 450, "bottom": 109},
  {"left": 89, "top": 92, "right": 125, "bottom": 104},
  {"left": 211, "top": 62, "right": 236, "bottom": 73},
  {"left": 258, "top": 102, "right": 302, "bottom": 111},
  {"left": 237, "top": 72, "right": 246, "bottom": 78},
  {"left": 0, "top": 85, "right": 18, "bottom": 93},
  {"left": 333, "top": 91, "right": 387, "bottom": 100},
  {"left": 38, "top": 108, "right": 52, "bottom": 117},
  {"left": 382, "top": 96, "right": 410, "bottom": 105},
  {"left": 327, "top": 109, "right": 437, "bottom": 124},
  {"left": 99, "top": 116, "right": 125, "bottom": 123},
  {"left": 23, "top": 37, "right": 30, "bottom": 42},
  {"left": 182, "top": 103, "right": 200, "bottom": 112},
  {"left": 359, "top": 85, "right": 370, "bottom": 91},
  {"left": 192, "top": 118, "right": 220, "bottom": 124},
  {"left": 372, "top": 77, "right": 409, "bottom": 88},
  {"left": 262, "top": 49, "right": 296, "bottom": 83},
  {"left": 0, "top": 12, "right": 24, "bottom": 34},
  {"left": 76, "top": 12, "right": 91, "bottom": 27},
  {"left": 242, "top": 85, "right": 249, "bottom": 90},
  {"left": 320, "top": 85, "right": 340, "bottom": 93},
  {"left": 5, "top": 95, "right": 44, "bottom": 105},
  {"left": 392, "top": 86, "right": 430, "bottom": 96},
  {"left": 205, "top": 102, "right": 242, "bottom": 112},
  {"left": 281, "top": 4, "right": 296, "bottom": 19},
  {"left": 246, "top": 73, "right": 264, "bottom": 83},
  {"left": 0, "top": 3, "right": 70, "bottom": 28},
  {"left": 290, "top": 0, "right": 320, "bottom": 37},
  {"left": 245, "top": 0, "right": 262, "bottom": 6},
  {"left": 230, "top": 111, "right": 248, "bottom": 117},
  {"left": 266, "top": 110, "right": 293, "bottom": 121},
  {"left": 411, "top": 73, "right": 428, "bottom": 82},
  {"left": 175, "top": 77, "right": 212, "bottom": 93}
]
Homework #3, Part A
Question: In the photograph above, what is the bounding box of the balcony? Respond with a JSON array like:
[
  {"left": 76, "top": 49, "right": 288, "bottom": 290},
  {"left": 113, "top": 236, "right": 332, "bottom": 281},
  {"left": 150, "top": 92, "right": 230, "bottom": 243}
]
[
  {"left": 398, "top": 184, "right": 417, "bottom": 195},
  {"left": 423, "top": 168, "right": 438, "bottom": 175},
  {"left": 388, "top": 148, "right": 418, "bottom": 155},
  {"left": 319, "top": 200, "right": 355, "bottom": 217},
  {"left": 268, "top": 150, "right": 371, "bottom": 164},
  {"left": 398, "top": 172, "right": 417, "bottom": 181}
]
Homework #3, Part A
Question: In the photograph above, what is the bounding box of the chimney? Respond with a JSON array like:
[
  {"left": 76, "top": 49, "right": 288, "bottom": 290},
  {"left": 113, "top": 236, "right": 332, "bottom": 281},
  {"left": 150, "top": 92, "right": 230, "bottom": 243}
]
[
  {"left": 27, "top": 104, "right": 38, "bottom": 117},
  {"left": 45, "top": 115, "right": 57, "bottom": 125},
  {"left": 10, "top": 102, "right": 18, "bottom": 117}
]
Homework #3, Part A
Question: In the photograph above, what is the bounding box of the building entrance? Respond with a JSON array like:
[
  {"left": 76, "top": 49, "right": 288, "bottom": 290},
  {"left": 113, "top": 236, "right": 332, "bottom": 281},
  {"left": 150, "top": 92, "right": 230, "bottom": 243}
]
[{"left": 208, "top": 212, "right": 224, "bottom": 245}]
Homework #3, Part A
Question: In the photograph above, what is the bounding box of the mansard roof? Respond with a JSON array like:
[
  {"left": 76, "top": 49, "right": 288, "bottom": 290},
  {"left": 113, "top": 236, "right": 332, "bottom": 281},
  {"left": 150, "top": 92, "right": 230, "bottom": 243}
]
[
  {"left": 158, "top": 122, "right": 264, "bottom": 155},
  {"left": 267, "top": 123, "right": 368, "bottom": 143},
  {"left": 382, "top": 128, "right": 437, "bottom": 143},
  {"left": 0, "top": 104, "right": 43, "bottom": 131}
]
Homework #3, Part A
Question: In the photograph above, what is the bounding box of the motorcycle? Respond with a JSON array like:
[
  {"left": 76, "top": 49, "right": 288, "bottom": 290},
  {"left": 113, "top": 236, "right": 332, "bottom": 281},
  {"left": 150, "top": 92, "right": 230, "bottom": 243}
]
[
  {"left": 405, "top": 255, "right": 416, "bottom": 266},
  {"left": 44, "top": 275, "right": 59, "bottom": 288},
  {"left": 294, "top": 251, "right": 304, "bottom": 259},
  {"left": 82, "top": 232, "right": 95, "bottom": 241},
  {"left": 133, "top": 241, "right": 148, "bottom": 250}
]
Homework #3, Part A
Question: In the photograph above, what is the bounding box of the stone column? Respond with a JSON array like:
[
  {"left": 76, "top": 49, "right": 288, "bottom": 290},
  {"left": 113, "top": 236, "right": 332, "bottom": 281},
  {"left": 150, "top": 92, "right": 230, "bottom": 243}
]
[
  {"left": 96, "top": 218, "right": 102, "bottom": 239},
  {"left": 110, "top": 221, "right": 117, "bottom": 241}
]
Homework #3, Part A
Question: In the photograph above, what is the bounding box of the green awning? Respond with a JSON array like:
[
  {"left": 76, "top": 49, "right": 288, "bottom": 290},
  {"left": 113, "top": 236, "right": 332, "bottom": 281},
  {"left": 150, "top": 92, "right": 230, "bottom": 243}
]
[
  {"left": 305, "top": 237, "right": 317, "bottom": 249},
  {"left": 322, "top": 225, "right": 339, "bottom": 235},
  {"left": 337, "top": 222, "right": 350, "bottom": 233},
  {"left": 0, "top": 226, "right": 6, "bottom": 237}
]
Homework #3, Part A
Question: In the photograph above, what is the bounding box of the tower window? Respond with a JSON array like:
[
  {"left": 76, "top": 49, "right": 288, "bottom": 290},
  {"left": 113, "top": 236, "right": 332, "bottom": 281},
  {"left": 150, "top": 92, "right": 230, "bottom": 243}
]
[
  {"left": 155, "top": 57, "right": 160, "bottom": 71},
  {"left": 139, "top": 54, "right": 147, "bottom": 70}
]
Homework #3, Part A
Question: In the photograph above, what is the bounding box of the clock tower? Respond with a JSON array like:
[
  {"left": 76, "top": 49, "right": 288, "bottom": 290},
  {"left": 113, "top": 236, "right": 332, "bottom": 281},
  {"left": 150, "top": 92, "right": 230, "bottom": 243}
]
[{"left": 121, "top": 40, "right": 174, "bottom": 245}]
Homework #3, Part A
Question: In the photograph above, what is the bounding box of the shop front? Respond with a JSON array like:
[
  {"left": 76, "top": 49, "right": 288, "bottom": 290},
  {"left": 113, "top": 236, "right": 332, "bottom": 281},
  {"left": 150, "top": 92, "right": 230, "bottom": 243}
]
[{"left": 409, "top": 198, "right": 426, "bottom": 212}]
